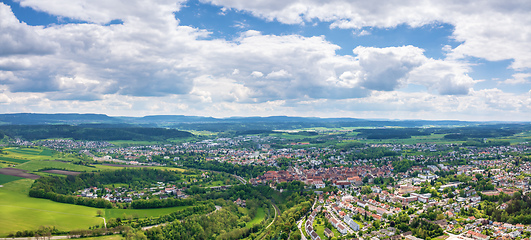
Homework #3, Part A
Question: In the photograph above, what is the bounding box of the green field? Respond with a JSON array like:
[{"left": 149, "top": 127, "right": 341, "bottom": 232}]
[
  {"left": 0, "top": 178, "right": 194, "bottom": 237},
  {"left": 3, "top": 147, "right": 55, "bottom": 160},
  {"left": 0, "top": 173, "right": 24, "bottom": 185},
  {"left": 103, "top": 183, "right": 129, "bottom": 188},
  {"left": 0, "top": 156, "right": 30, "bottom": 164},
  {"left": 0, "top": 179, "right": 103, "bottom": 237},
  {"left": 104, "top": 205, "right": 190, "bottom": 219},
  {"left": 16, "top": 160, "right": 98, "bottom": 172},
  {"left": 246, "top": 207, "right": 265, "bottom": 227},
  {"left": 203, "top": 180, "right": 225, "bottom": 187}
]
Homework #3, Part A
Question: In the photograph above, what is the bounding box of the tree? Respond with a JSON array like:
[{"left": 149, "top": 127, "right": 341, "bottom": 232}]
[{"left": 363, "top": 176, "right": 370, "bottom": 184}]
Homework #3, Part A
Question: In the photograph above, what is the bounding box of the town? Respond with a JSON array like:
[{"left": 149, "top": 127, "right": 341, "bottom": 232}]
[{"left": 6, "top": 132, "right": 531, "bottom": 240}]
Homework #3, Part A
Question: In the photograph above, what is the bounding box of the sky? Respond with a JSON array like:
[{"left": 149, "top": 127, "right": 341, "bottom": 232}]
[{"left": 0, "top": 0, "right": 530, "bottom": 121}]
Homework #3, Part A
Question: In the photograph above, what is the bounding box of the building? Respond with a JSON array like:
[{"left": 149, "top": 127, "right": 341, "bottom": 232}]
[{"left": 324, "top": 228, "right": 334, "bottom": 238}]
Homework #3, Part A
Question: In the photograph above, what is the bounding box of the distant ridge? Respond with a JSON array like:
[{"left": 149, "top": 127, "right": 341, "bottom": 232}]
[
  {"left": 0, "top": 113, "right": 119, "bottom": 125},
  {"left": 0, "top": 113, "right": 520, "bottom": 129}
]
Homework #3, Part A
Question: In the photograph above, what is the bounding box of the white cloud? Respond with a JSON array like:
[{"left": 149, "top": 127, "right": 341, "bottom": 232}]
[
  {"left": 250, "top": 71, "right": 264, "bottom": 78},
  {"left": 0, "top": 4, "right": 56, "bottom": 56},
  {"left": 501, "top": 73, "right": 531, "bottom": 85},
  {"left": 266, "top": 69, "right": 291, "bottom": 79},
  {"left": 0, "top": 1, "right": 528, "bottom": 120},
  {"left": 353, "top": 46, "right": 425, "bottom": 91},
  {"left": 205, "top": 0, "right": 531, "bottom": 70}
]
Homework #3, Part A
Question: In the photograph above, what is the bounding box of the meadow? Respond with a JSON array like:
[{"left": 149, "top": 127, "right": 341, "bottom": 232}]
[
  {"left": 0, "top": 179, "right": 103, "bottom": 236},
  {"left": 246, "top": 207, "right": 265, "bottom": 227},
  {"left": 16, "top": 160, "right": 98, "bottom": 172},
  {"left": 0, "top": 178, "right": 197, "bottom": 237},
  {"left": 0, "top": 173, "right": 23, "bottom": 185},
  {"left": 3, "top": 147, "right": 54, "bottom": 160},
  {"left": 0, "top": 156, "right": 30, "bottom": 164}
]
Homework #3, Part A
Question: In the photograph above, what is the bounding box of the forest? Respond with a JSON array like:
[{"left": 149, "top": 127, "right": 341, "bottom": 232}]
[{"left": 0, "top": 125, "right": 192, "bottom": 141}]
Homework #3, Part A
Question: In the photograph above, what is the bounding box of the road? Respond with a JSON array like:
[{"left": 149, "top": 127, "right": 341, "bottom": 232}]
[
  {"left": 325, "top": 205, "right": 355, "bottom": 235},
  {"left": 297, "top": 219, "right": 308, "bottom": 240},
  {"left": 233, "top": 174, "right": 247, "bottom": 184},
  {"left": 296, "top": 195, "right": 316, "bottom": 240}
]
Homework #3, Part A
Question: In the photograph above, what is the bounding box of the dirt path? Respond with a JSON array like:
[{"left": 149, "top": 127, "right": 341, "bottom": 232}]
[{"left": 265, "top": 202, "right": 279, "bottom": 230}]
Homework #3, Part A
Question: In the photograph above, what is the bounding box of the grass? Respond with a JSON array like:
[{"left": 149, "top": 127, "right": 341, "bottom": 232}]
[
  {"left": 0, "top": 179, "right": 103, "bottom": 237},
  {"left": 104, "top": 205, "right": 190, "bottom": 219},
  {"left": 39, "top": 149, "right": 55, "bottom": 156},
  {"left": 0, "top": 173, "right": 24, "bottom": 185},
  {"left": 354, "top": 220, "right": 364, "bottom": 229},
  {"left": 246, "top": 208, "right": 265, "bottom": 227},
  {"left": 203, "top": 180, "right": 225, "bottom": 187},
  {"left": 103, "top": 183, "right": 129, "bottom": 188},
  {"left": 0, "top": 156, "right": 30, "bottom": 164},
  {"left": 313, "top": 216, "right": 341, "bottom": 239},
  {"left": 16, "top": 160, "right": 98, "bottom": 172},
  {"left": 4, "top": 147, "right": 55, "bottom": 159}
]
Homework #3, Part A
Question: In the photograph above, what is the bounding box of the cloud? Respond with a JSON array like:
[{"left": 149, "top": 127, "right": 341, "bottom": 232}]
[
  {"left": 250, "top": 71, "right": 264, "bottom": 78},
  {"left": 204, "top": 0, "right": 531, "bottom": 70},
  {"left": 408, "top": 58, "right": 476, "bottom": 95},
  {"left": 0, "top": 0, "right": 527, "bottom": 120},
  {"left": 353, "top": 46, "right": 425, "bottom": 91},
  {"left": 501, "top": 73, "right": 531, "bottom": 85},
  {"left": 266, "top": 69, "right": 291, "bottom": 79},
  {"left": 0, "top": 4, "right": 56, "bottom": 56},
  {"left": 15, "top": 0, "right": 186, "bottom": 26}
]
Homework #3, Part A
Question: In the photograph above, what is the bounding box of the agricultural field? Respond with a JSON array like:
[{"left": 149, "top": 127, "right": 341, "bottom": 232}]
[
  {"left": 0, "top": 177, "right": 195, "bottom": 237},
  {"left": 0, "top": 156, "right": 30, "bottom": 164},
  {"left": 3, "top": 147, "right": 55, "bottom": 160},
  {"left": 0, "top": 173, "right": 23, "bottom": 185},
  {"left": 16, "top": 160, "right": 98, "bottom": 172},
  {"left": 0, "top": 179, "right": 103, "bottom": 237},
  {"left": 495, "top": 130, "right": 531, "bottom": 144}
]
